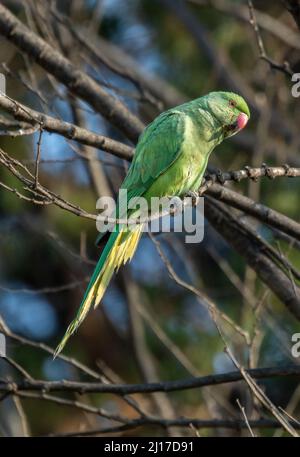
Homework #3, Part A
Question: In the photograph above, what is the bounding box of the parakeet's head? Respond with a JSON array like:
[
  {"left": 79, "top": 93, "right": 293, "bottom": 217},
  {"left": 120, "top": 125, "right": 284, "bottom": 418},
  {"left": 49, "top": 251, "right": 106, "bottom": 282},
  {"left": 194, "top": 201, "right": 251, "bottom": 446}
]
[{"left": 205, "top": 91, "right": 250, "bottom": 139}]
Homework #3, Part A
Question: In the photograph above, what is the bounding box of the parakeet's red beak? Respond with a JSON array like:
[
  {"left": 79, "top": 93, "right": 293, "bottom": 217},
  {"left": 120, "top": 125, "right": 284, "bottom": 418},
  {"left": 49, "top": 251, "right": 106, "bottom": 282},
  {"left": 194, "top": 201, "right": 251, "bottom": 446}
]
[{"left": 237, "top": 112, "right": 248, "bottom": 130}]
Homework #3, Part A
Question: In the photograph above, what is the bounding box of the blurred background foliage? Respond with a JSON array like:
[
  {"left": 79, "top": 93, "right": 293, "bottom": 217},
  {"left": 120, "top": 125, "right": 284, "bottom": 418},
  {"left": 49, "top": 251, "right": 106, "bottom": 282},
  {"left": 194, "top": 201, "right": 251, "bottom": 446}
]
[{"left": 0, "top": 0, "right": 299, "bottom": 437}]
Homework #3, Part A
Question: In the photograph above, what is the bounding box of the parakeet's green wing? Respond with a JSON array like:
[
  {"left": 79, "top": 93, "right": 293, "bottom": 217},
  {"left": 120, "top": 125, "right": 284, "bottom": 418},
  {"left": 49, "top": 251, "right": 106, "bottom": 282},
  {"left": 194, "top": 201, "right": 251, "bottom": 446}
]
[
  {"left": 123, "top": 110, "right": 185, "bottom": 198},
  {"left": 96, "top": 110, "right": 185, "bottom": 246}
]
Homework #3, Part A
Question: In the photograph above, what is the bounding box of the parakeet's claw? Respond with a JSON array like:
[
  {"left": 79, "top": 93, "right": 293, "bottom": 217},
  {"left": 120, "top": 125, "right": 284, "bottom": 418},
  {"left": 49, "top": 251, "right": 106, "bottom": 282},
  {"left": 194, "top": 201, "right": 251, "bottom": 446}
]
[
  {"left": 169, "top": 195, "right": 183, "bottom": 216},
  {"left": 186, "top": 190, "right": 200, "bottom": 206}
]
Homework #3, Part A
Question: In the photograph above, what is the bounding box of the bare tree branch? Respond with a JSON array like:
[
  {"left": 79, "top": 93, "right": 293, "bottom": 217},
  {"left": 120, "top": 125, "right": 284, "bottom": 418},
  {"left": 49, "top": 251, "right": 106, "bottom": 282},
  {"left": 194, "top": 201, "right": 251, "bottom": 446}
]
[
  {"left": 0, "top": 365, "right": 299, "bottom": 395},
  {"left": 0, "top": 4, "right": 144, "bottom": 142},
  {"left": 205, "top": 199, "right": 300, "bottom": 320},
  {"left": 0, "top": 95, "right": 134, "bottom": 160}
]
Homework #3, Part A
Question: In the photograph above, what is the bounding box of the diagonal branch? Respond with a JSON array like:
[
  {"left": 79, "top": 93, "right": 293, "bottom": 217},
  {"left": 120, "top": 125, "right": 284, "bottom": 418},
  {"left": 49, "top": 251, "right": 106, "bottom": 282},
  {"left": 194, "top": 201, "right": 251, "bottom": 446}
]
[
  {"left": 0, "top": 95, "right": 134, "bottom": 160},
  {"left": 205, "top": 198, "right": 300, "bottom": 320},
  {"left": 0, "top": 4, "right": 144, "bottom": 142},
  {"left": 207, "top": 182, "right": 300, "bottom": 241}
]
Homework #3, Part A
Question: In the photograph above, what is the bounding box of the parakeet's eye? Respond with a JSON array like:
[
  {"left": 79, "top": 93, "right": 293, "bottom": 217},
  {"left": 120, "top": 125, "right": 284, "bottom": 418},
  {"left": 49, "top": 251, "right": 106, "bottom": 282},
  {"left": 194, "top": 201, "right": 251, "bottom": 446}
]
[{"left": 229, "top": 99, "right": 236, "bottom": 108}]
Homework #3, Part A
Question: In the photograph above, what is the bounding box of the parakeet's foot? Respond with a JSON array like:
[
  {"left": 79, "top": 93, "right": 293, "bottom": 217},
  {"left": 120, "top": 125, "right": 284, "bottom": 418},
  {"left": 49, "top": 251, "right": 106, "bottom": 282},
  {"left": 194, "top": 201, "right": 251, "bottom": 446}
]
[
  {"left": 185, "top": 190, "right": 200, "bottom": 206},
  {"left": 168, "top": 195, "right": 183, "bottom": 216}
]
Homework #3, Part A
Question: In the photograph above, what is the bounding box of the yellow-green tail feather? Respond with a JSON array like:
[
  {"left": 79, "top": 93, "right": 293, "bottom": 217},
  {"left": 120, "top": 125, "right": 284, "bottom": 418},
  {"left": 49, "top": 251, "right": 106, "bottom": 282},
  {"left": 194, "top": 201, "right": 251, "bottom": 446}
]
[{"left": 54, "top": 224, "right": 144, "bottom": 357}]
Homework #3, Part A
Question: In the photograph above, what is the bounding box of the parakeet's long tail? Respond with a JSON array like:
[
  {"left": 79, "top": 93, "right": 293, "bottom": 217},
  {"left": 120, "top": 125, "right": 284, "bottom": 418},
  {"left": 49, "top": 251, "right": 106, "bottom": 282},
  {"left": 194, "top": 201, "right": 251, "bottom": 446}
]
[{"left": 54, "top": 224, "right": 144, "bottom": 357}]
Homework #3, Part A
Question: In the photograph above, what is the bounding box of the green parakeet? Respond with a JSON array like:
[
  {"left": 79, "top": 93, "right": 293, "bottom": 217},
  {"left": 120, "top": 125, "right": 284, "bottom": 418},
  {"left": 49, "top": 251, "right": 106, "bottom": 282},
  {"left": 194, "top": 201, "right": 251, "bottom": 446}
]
[{"left": 55, "top": 91, "right": 250, "bottom": 356}]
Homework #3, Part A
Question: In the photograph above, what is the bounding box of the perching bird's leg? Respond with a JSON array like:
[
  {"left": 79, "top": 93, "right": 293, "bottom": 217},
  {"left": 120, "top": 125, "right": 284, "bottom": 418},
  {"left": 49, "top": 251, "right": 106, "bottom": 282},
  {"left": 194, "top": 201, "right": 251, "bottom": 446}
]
[
  {"left": 169, "top": 195, "right": 184, "bottom": 217},
  {"left": 185, "top": 190, "right": 200, "bottom": 206}
]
